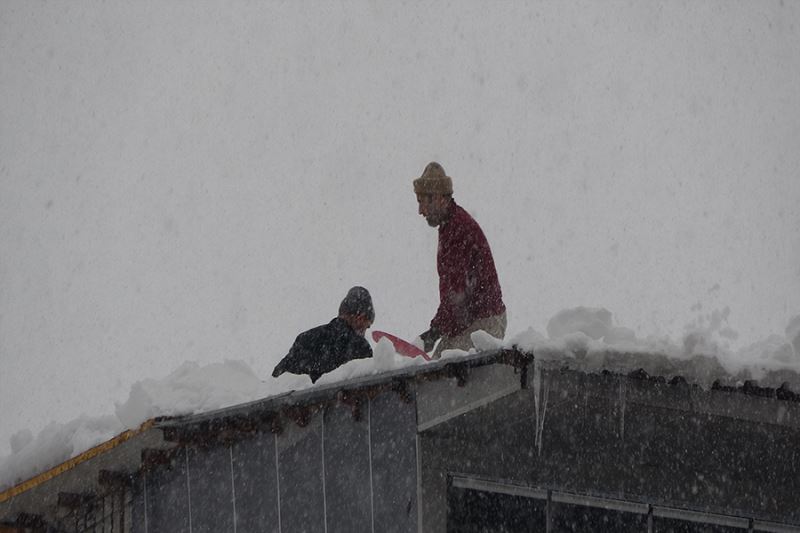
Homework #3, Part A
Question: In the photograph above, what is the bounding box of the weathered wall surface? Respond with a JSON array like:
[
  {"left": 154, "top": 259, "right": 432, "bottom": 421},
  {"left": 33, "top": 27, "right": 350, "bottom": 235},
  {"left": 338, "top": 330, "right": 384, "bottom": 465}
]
[
  {"left": 420, "top": 368, "right": 800, "bottom": 531},
  {"left": 130, "top": 388, "right": 418, "bottom": 533}
]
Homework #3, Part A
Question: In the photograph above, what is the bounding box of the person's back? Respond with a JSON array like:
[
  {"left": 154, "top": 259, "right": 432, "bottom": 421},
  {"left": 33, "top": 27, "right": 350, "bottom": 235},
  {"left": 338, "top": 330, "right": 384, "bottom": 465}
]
[{"left": 272, "top": 287, "right": 375, "bottom": 383}]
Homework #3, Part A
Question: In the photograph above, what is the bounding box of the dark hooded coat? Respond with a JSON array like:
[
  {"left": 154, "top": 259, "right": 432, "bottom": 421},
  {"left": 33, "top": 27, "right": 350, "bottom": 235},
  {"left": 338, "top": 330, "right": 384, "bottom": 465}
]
[{"left": 272, "top": 317, "right": 373, "bottom": 383}]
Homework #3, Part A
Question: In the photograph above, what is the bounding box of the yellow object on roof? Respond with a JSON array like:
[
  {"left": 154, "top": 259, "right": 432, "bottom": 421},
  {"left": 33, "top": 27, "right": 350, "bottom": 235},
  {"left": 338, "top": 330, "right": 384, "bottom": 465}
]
[{"left": 0, "top": 419, "right": 155, "bottom": 504}]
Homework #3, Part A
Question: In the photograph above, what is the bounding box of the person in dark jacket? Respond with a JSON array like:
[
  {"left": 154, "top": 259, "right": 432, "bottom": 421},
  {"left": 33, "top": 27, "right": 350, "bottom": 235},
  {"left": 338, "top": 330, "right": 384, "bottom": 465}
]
[
  {"left": 272, "top": 286, "right": 375, "bottom": 383},
  {"left": 413, "top": 162, "right": 506, "bottom": 358}
]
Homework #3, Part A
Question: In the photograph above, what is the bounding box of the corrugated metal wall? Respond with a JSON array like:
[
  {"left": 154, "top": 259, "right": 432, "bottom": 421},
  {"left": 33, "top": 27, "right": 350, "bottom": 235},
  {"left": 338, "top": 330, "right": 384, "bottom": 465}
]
[{"left": 131, "top": 389, "right": 417, "bottom": 533}]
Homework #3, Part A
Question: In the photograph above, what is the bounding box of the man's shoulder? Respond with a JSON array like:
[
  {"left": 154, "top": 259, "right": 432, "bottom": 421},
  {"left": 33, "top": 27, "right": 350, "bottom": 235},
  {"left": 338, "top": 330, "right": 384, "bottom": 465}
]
[
  {"left": 447, "top": 201, "right": 476, "bottom": 224},
  {"left": 447, "top": 203, "right": 486, "bottom": 238}
]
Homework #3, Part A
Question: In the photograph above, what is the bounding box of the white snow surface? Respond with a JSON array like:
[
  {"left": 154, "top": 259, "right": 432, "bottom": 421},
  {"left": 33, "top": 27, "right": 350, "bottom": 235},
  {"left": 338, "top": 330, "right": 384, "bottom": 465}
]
[
  {"left": 0, "top": 333, "right": 426, "bottom": 489},
  {"left": 2, "top": 307, "right": 799, "bottom": 491},
  {"left": 2, "top": 0, "right": 799, "bottom": 491}
]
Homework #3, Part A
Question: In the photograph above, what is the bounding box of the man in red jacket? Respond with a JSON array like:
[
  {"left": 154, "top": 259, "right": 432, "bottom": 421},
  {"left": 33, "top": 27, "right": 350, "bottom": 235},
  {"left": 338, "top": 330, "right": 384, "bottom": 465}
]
[{"left": 413, "top": 162, "right": 506, "bottom": 358}]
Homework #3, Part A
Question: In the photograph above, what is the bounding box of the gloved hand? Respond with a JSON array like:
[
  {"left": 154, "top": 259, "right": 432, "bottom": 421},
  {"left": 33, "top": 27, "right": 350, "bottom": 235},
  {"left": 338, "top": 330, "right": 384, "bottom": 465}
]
[{"left": 419, "top": 327, "right": 441, "bottom": 353}]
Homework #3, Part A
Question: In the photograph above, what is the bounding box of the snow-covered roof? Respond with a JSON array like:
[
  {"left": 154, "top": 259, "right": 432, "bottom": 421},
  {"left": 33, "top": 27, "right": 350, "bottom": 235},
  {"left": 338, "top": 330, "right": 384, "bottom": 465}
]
[
  {"left": 2, "top": 306, "right": 799, "bottom": 515},
  {"left": 4, "top": 340, "right": 800, "bottom": 528}
]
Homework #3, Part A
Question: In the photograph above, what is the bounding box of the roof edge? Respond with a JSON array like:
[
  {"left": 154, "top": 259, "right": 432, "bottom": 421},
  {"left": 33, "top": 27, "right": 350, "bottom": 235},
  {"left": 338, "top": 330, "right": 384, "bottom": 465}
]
[{"left": 0, "top": 419, "right": 156, "bottom": 504}]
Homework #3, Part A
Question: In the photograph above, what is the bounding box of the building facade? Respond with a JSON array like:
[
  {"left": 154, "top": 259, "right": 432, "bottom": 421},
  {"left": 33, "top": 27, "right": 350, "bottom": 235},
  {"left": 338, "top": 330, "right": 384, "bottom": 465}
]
[{"left": 2, "top": 349, "right": 800, "bottom": 532}]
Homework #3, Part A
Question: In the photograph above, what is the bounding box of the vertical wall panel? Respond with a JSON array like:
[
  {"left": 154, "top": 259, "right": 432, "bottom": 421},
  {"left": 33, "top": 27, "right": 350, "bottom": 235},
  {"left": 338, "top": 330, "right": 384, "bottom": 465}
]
[
  {"left": 370, "top": 392, "right": 418, "bottom": 533},
  {"left": 231, "top": 430, "right": 279, "bottom": 533},
  {"left": 188, "top": 444, "right": 235, "bottom": 533},
  {"left": 323, "top": 403, "right": 372, "bottom": 533},
  {"left": 130, "top": 472, "right": 147, "bottom": 533},
  {"left": 146, "top": 450, "right": 191, "bottom": 532},
  {"left": 278, "top": 415, "right": 325, "bottom": 532}
]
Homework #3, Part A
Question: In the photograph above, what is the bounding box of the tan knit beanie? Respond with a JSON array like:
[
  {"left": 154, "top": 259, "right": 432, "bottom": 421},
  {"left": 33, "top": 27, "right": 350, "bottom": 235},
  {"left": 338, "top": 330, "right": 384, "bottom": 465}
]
[{"left": 413, "top": 162, "right": 453, "bottom": 195}]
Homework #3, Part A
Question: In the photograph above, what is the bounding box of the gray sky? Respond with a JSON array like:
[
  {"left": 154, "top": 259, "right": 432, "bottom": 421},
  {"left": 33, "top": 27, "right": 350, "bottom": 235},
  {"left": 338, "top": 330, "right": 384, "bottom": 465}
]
[{"left": 1, "top": 0, "right": 799, "bottom": 457}]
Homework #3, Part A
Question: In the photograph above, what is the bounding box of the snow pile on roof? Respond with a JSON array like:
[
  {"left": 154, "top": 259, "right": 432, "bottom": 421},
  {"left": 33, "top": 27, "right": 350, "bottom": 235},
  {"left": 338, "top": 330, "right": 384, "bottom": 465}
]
[
  {"left": 2, "top": 308, "right": 799, "bottom": 492},
  {"left": 508, "top": 307, "right": 800, "bottom": 389},
  {"left": 0, "top": 338, "right": 423, "bottom": 491},
  {"left": 0, "top": 415, "right": 121, "bottom": 495},
  {"left": 115, "top": 360, "right": 274, "bottom": 428}
]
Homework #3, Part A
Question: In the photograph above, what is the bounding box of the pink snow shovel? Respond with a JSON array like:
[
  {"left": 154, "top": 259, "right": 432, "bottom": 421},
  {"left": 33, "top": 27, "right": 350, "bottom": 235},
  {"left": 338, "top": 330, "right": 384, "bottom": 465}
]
[{"left": 372, "top": 330, "right": 432, "bottom": 361}]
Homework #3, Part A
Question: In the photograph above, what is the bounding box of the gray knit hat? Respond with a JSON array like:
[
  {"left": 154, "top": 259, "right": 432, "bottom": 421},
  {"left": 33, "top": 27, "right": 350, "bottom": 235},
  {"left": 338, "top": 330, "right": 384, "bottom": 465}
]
[
  {"left": 413, "top": 162, "right": 453, "bottom": 195},
  {"left": 339, "top": 286, "right": 375, "bottom": 321}
]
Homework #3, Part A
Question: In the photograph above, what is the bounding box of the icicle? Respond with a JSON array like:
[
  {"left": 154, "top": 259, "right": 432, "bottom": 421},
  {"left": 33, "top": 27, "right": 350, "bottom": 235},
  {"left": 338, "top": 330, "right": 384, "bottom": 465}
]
[
  {"left": 533, "top": 359, "right": 550, "bottom": 457},
  {"left": 619, "top": 379, "right": 626, "bottom": 441},
  {"left": 533, "top": 358, "right": 541, "bottom": 424}
]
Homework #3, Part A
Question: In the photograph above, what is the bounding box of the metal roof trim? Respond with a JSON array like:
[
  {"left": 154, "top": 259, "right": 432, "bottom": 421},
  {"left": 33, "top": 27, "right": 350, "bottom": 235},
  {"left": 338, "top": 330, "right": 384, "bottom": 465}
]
[
  {"left": 0, "top": 419, "right": 156, "bottom": 504},
  {"left": 155, "top": 348, "right": 512, "bottom": 429}
]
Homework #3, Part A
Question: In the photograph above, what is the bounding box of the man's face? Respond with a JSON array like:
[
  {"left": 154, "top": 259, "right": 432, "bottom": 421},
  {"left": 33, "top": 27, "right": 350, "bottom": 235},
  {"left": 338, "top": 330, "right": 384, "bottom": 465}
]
[{"left": 416, "top": 193, "right": 449, "bottom": 227}]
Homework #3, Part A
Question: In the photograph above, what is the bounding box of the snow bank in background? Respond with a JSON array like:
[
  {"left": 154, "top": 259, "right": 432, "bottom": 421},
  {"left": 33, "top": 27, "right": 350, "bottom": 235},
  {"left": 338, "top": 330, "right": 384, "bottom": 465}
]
[{"left": 2, "top": 309, "right": 799, "bottom": 492}]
